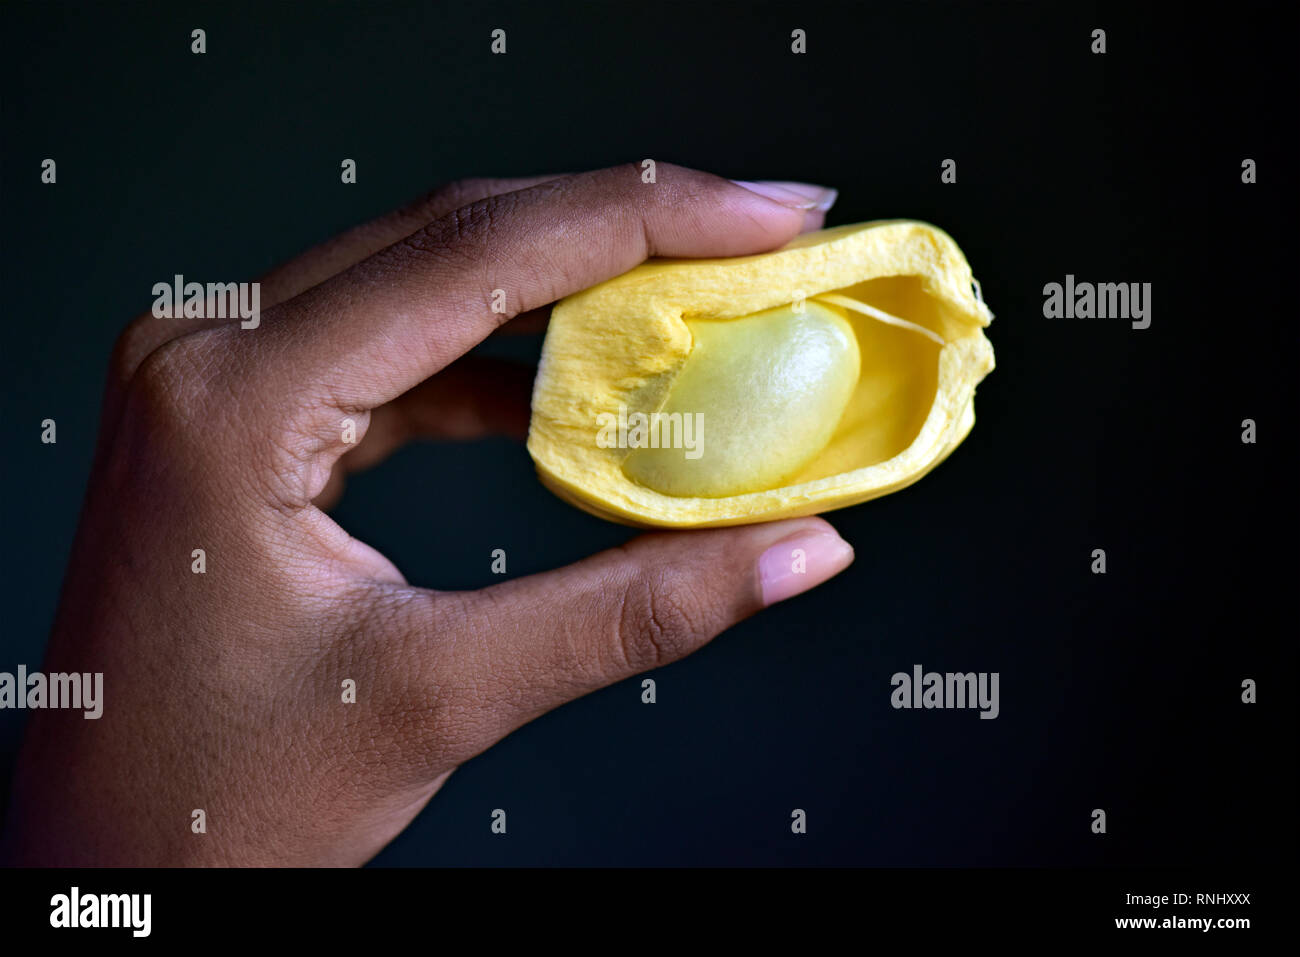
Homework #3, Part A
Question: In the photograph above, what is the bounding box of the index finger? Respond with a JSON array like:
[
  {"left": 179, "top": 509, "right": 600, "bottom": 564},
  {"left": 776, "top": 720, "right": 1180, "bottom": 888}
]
[{"left": 245, "top": 163, "right": 831, "bottom": 426}]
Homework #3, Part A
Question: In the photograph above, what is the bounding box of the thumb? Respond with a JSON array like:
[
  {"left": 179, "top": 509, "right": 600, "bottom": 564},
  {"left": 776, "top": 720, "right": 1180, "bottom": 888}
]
[{"left": 446, "top": 517, "right": 853, "bottom": 746}]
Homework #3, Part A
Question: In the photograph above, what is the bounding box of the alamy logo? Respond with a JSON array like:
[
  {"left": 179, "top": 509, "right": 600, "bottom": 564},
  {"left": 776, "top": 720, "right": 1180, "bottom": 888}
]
[
  {"left": 0, "top": 666, "right": 102, "bottom": 719},
  {"left": 152, "top": 274, "right": 260, "bottom": 329},
  {"left": 890, "top": 664, "right": 999, "bottom": 719},
  {"left": 50, "top": 887, "right": 150, "bottom": 937},
  {"left": 595, "top": 403, "right": 703, "bottom": 458},
  {"left": 1042, "top": 274, "right": 1151, "bottom": 329}
]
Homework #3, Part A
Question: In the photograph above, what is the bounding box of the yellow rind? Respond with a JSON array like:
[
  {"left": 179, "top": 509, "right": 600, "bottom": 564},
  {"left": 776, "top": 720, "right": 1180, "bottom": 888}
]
[{"left": 527, "top": 220, "right": 995, "bottom": 528}]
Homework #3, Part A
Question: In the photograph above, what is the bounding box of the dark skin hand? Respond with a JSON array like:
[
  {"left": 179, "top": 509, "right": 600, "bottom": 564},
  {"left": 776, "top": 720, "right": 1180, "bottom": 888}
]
[{"left": 1, "top": 163, "right": 853, "bottom": 865}]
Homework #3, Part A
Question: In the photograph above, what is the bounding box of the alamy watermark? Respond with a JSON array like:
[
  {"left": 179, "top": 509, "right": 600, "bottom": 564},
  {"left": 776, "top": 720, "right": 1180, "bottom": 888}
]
[
  {"left": 50, "top": 887, "right": 150, "bottom": 937},
  {"left": 1042, "top": 275, "right": 1151, "bottom": 329},
  {"left": 890, "top": 664, "right": 999, "bottom": 719},
  {"left": 596, "top": 403, "right": 704, "bottom": 458},
  {"left": 0, "top": 666, "right": 103, "bottom": 719},
  {"left": 152, "top": 274, "right": 260, "bottom": 329}
]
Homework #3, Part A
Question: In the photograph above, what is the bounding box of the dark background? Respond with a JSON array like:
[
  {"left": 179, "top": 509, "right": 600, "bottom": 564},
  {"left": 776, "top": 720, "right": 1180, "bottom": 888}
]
[{"left": 1, "top": 0, "right": 1294, "bottom": 867}]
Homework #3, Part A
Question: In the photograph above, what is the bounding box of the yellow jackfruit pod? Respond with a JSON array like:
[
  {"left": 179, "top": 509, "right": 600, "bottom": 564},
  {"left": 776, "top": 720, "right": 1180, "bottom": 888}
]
[{"left": 526, "top": 220, "right": 995, "bottom": 528}]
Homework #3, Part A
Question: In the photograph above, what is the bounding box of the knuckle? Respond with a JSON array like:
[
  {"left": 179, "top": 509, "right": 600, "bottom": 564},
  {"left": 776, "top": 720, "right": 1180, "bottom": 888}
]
[
  {"left": 124, "top": 328, "right": 221, "bottom": 425},
  {"left": 388, "top": 194, "right": 529, "bottom": 316},
  {"left": 394, "top": 199, "right": 494, "bottom": 265},
  {"left": 614, "top": 568, "right": 702, "bottom": 672},
  {"left": 418, "top": 177, "right": 493, "bottom": 218},
  {"left": 111, "top": 314, "right": 231, "bottom": 389},
  {"left": 444, "top": 199, "right": 496, "bottom": 247},
  {"left": 109, "top": 313, "right": 166, "bottom": 384}
]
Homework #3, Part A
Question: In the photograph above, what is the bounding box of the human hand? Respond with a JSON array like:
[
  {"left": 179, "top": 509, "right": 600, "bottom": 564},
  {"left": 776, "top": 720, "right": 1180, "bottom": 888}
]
[{"left": 1, "top": 163, "right": 853, "bottom": 866}]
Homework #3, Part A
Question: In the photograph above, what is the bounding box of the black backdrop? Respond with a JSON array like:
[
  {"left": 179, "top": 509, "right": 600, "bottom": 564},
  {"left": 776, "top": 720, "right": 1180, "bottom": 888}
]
[{"left": 1, "top": 0, "right": 1295, "bottom": 867}]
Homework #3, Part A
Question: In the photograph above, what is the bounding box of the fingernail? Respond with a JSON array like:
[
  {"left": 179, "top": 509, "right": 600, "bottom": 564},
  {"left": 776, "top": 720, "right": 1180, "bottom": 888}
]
[
  {"left": 731, "top": 180, "right": 838, "bottom": 212},
  {"left": 800, "top": 210, "right": 827, "bottom": 234},
  {"left": 758, "top": 530, "right": 854, "bottom": 607}
]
